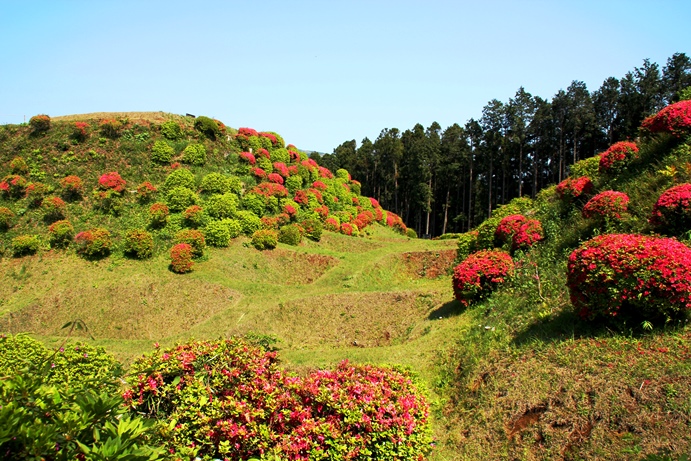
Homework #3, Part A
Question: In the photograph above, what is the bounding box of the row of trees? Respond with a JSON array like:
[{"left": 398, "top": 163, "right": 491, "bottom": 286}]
[{"left": 315, "top": 53, "right": 691, "bottom": 237}]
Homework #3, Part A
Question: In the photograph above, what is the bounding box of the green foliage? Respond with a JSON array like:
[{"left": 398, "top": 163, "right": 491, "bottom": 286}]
[
  {"left": 162, "top": 168, "right": 196, "bottom": 192},
  {"left": 99, "top": 119, "right": 123, "bottom": 138},
  {"left": 10, "top": 156, "right": 29, "bottom": 175},
  {"left": 124, "top": 229, "right": 154, "bottom": 259},
  {"left": 205, "top": 192, "right": 238, "bottom": 219},
  {"left": 181, "top": 143, "right": 206, "bottom": 166},
  {"left": 41, "top": 195, "right": 67, "bottom": 223},
  {"left": 221, "top": 218, "right": 242, "bottom": 238},
  {"left": 241, "top": 192, "right": 266, "bottom": 216},
  {"left": 569, "top": 155, "right": 601, "bottom": 179},
  {"left": 11, "top": 234, "right": 40, "bottom": 257},
  {"left": 160, "top": 119, "right": 185, "bottom": 141},
  {"left": 251, "top": 229, "right": 278, "bottom": 250},
  {"left": 406, "top": 228, "right": 418, "bottom": 238},
  {"left": 269, "top": 147, "right": 290, "bottom": 164},
  {"left": 166, "top": 186, "right": 199, "bottom": 212},
  {"left": 300, "top": 217, "right": 323, "bottom": 241},
  {"left": 48, "top": 219, "right": 74, "bottom": 248},
  {"left": 74, "top": 228, "right": 112, "bottom": 259},
  {"left": 194, "top": 116, "right": 221, "bottom": 140},
  {"left": 29, "top": 114, "right": 51, "bottom": 133},
  {"left": 278, "top": 223, "right": 304, "bottom": 245},
  {"left": 174, "top": 229, "right": 205, "bottom": 257},
  {"left": 200, "top": 172, "right": 231, "bottom": 194},
  {"left": 151, "top": 140, "right": 174, "bottom": 164},
  {"left": 203, "top": 220, "right": 232, "bottom": 247},
  {"left": 335, "top": 168, "right": 350, "bottom": 180},
  {"left": 182, "top": 205, "right": 205, "bottom": 228},
  {"left": 236, "top": 210, "right": 262, "bottom": 235}
]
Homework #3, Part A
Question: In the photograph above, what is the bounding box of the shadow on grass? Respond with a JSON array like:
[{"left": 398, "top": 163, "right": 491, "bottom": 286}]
[{"left": 428, "top": 299, "right": 467, "bottom": 320}]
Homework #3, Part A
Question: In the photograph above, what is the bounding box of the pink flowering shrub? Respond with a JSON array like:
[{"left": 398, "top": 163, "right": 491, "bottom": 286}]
[
  {"left": 60, "top": 175, "right": 84, "bottom": 200},
  {"left": 649, "top": 183, "right": 691, "bottom": 234},
  {"left": 72, "top": 121, "right": 89, "bottom": 141},
  {"left": 314, "top": 204, "right": 329, "bottom": 220},
  {"left": 239, "top": 151, "right": 257, "bottom": 165},
  {"left": 236, "top": 127, "right": 259, "bottom": 139},
  {"left": 641, "top": 100, "right": 691, "bottom": 137},
  {"left": 452, "top": 249, "right": 514, "bottom": 307},
  {"left": 582, "top": 190, "right": 630, "bottom": 220},
  {"left": 324, "top": 217, "right": 340, "bottom": 232},
  {"left": 283, "top": 203, "right": 298, "bottom": 218},
  {"left": 567, "top": 234, "right": 691, "bottom": 321},
  {"left": 273, "top": 162, "right": 289, "bottom": 177},
  {"left": 74, "top": 228, "right": 112, "bottom": 259},
  {"left": 170, "top": 243, "right": 194, "bottom": 273},
  {"left": 41, "top": 196, "right": 67, "bottom": 222},
  {"left": 136, "top": 181, "right": 157, "bottom": 203},
  {"left": 98, "top": 171, "right": 126, "bottom": 193},
  {"left": 599, "top": 141, "right": 639, "bottom": 173},
  {"left": 124, "top": 339, "right": 431, "bottom": 461},
  {"left": 340, "top": 222, "right": 356, "bottom": 236},
  {"left": 252, "top": 182, "right": 288, "bottom": 198},
  {"left": 1, "top": 174, "right": 27, "bottom": 199},
  {"left": 252, "top": 167, "right": 267, "bottom": 180},
  {"left": 256, "top": 148, "right": 270, "bottom": 159},
  {"left": 494, "top": 215, "right": 526, "bottom": 244},
  {"left": 385, "top": 212, "right": 408, "bottom": 235},
  {"left": 318, "top": 166, "right": 334, "bottom": 179},
  {"left": 175, "top": 229, "right": 205, "bottom": 257},
  {"left": 555, "top": 176, "right": 594, "bottom": 201},
  {"left": 512, "top": 219, "right": 544, "bottom": 250},
  {"left": 268, "top": 173, "right": 284, "bottom": 185}
]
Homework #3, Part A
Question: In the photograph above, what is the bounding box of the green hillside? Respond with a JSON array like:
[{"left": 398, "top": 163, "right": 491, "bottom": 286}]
[{"left": 2, "top": 106, "right": 691, "bottom": 460}]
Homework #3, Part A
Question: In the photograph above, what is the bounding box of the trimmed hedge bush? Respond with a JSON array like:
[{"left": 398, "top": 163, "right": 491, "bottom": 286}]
[
  {"left": 41, "top": 196, "right": 67, "bottom": 223},
  {"left": 236, "top": 210, "right": 262, "bottom": 235},
  {"left": 163, "top": 168, "right": 196, "bottom": 192},
  {"left": 182, "top": 143, "right": 206, "bottom": 165},
  {"left": 74, "top": 228, "right": 112, "bottom": 259},
  {"left": 203, "top": 220, "right": 232, "bottom": 247},
  {"left": 582, "top": 190, "right": 630, "bottom": 221},
  {"left": 151, "top": 140, "right": 174, "bottom": 163},
  {"left": 251, "top": 229, "right": 278, "bottom": 250},
  {"left": 166, "top": 186, "right": 198, "bottom": 212},
  {"left": 29, "top": 114, "right": 50, "bottom": 133},
  {"left": 174, "top": 229, "right": 205, "bottom": 256},
  {"left": 48, "top": 219, "right": 74, "bottom": 248},
  {"left": 649, "top": 183, "right": 691, "bottom": 234},
  {"left": 599, "top": 141, "right": 639, "bottom": 173},
  {"left": 149, "top": 202, "right": 170, "bottom": 227},
  {"left": 124, "top": 229, "right": 154, "bottom": 259},
  {"left": 11, "top": 235, "right": 40, "bottom": 257},
  {"left": 452, "top": 249, "right": 514, "bottom": 307},
  {"left": 170, "top": 243, "right": 194, "bottom": 273},
  {"left": 205, "top": 193, "right": 238, "bottom": 219},
  {"left": 278, "top": 223, "right": 304, "bottom": 245},
  {"left": 60, "top": 175, "right": 84, "bottom": 201},
  {"left": 555, "top": 176, "right": 594, "bottom": 201}
]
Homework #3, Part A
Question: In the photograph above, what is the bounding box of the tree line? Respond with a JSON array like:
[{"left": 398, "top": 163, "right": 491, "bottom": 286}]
[{"left": 313, "top": 53, "right": 691, "bottom": 237}]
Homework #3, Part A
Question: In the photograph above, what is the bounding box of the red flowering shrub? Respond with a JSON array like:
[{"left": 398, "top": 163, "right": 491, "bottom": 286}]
[
  {"left": 29, "top": 114, "right": 50, "bottom": 133},
  {"left": 567, "top": 234, "right": 691, "bottom": 321},
  {"left": 452, "top": 249, "right": 514, "bottom": 307},
  {"left": 9, "top": 156, "right": 28, "bottom": 175},
  {"left": 125, "top": 339, "right": 431, "bottom": 461},
  {"left": 283, "top": 203, "right": 298, "bottom": 218},
  {"left": 324, "top": 217, "right": 340, "bottom": 232},
  {"left": 98, "top": 171, "right": 126, "bottom": 193},
  {"left": 599, "top": 141, "right": 639, "bottom": 173},
  {"left": 60, "top": 175, "right": 83, "bottom": 200},
  {"left": 174, "top": 229, "right": 205, "bottom": 256},
  {"left": 41, "top": 196, "right": 67, "bottom": 223},
  {"left": 386, "top": 212, "right": 408, "bottom": 234},
  {"left": 582, "top": 190, "right": 630, "bottom": 220},
  {"left": 136, "top": 181, "right": 157, "bottom": 203},
  {"left": 374, "top": 207, "right": 384, "bottom": 222},
  {"left": 74, "top": 228, "right": 112, "bottom": 259},
  {"left": 300, "top": 217, "right": 323, "bottom": 241},
  {"left": 239, "top": 151, "right": 256, "bottom": 165},
  {"left": 318, "top": 166, "right": 333, "bottom": 179},
  {"left": 268, "top": 173, "right": 284, "bottom": 185},
  {"left": 273, "top": 162, "right": 289, "bottom": 177},
  {"left": 1, "top": 175, "right": 27, "bottom": 199},
  {"left": 512, "top": 219, "right": 544, "bottom": 250},
  {"left": 252, "top": 182, "right": 288, "bottom": 198},
  {"left": 340, "top": 222, "right": 355, "bottom": 236},
  {"left": 148, "top": 202, "right": 169, "bottom": 227},
  {"left": 314, "top": 205, "right": 329, "bottom": 220},
  {"left": 236, "top": 127, "right": 259, "bottom": 139},
  {"left": 0, "top": 206, "right": 15, "bottom": 230},
  {"left": 555, "top": 176, "right": 594, "bottom": 201},
  {"left": 251, "top": 229, "right": 278, "bottom": 250},
  {"left": 494, "top": 215, "right": 526, "bottom": 244},
  {"left": 353, "top": 211, "right": 375, "bottom": 230},
  {"left": 311, "top": 180, "right": 327, "bottom": 191},
  {"left": 641, "top": 100, "right": 691, "bottom": 137},
  {"left": 649, "top": 183, "right": 691, "bottom": 234},
  {"left": 170, "top": 243, "right": 194, "bottom": 273},
  {"left": 48, "top": 219, "right": 74, "bottom": 248},
  {"left": 72, "top": 121, "right": 89, "bottom": 141},
  {"left": 256, "top": 148, "right": 270, "bottom": 159},
  {"left": 124, "top": 229, "right": 154, "bottom": 259},
  {"left": 258, "top": 131, "right": 278, "bottom": 145},
  {"left": 183, "top": 205, "right": 204, "bottom": 228},
  {"left": 252, "top": 167, "right": 267, "bottom": 180},
  {"left": 99, "top": 119, "right": 122, "bottom": 138}
]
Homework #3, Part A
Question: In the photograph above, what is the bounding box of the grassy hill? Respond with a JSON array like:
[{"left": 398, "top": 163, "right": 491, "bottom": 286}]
[{"left": 2, "top": 109, "right": 691, "bottom": 460}]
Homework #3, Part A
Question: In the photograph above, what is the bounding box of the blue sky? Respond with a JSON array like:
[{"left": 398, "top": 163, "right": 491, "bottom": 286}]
[{"left": 1, "top": 1, "right": 689, "bottom": 152}]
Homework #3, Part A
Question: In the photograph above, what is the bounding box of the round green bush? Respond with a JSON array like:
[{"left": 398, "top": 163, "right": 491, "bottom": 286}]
[
  {"left": 11, "top": 235, "right": 40, "bottom": 257},
  {"left": 124, "top": 229, "right": 154, "bottom": 259},
  {"left": 166, "top": 186, "right": 199, "bottom": 212},
  {"left": 151, "top": 140, "right": 174, "bottom": 164},
  {"left": 200, "top": 172, "right": 231, "bottom": 195},
  {"left": 48, "top": 219, "right": 74, "bottom": 248},
  {"left": 182, "top": 143, "right": 206, "bottom": 166},
  {"left": 278, "top": 223, "right": 304, "bottom": 245},
  {"left": 74, "top": 228, "right": 112, "bottom": 259},
  {"left": 300, "top": 217, "right": 323, "bottom": 241},
  {"left": 241, "top": 192, "right": 266, "bottom": 216},
  {"left": 163, "top": 168, "right": 196, "bottom": 192},
  {"left": 236, "top": 210, "right": 262, "bottom": 235},
  {"left": 222, "top": 218, "right": 242, "bottom": 238},
  {"left": 205, "top": 193, "right": 238, "bottom": 219},
  {"left": 10, "top": 156, "right": 29, "bottom": 175},
  {"left": 160, "top": 119, "right": 185, "bottom": 140},
  {"left": 251, "top": 229, "right": 278, "bottom": 250},
  {"left": 0, "top": 206, "right": 15, "bottom": 230},
  {"left": 203, "top": 220, "right": 232, "bottom": 247},
  {"left": 285, "top": 175, "right": 303, "bottom": 194},
  {"left": 194, "top": 116, "right": 221, "bottom": 140},
  {"left": 406, "top": 228, "right": 418, "bottom": 239}
]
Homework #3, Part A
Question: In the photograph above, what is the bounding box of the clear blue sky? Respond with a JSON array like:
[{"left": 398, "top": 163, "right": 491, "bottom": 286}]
[{"left": 1, "top": 1, "right": 688, "bottom": 153}]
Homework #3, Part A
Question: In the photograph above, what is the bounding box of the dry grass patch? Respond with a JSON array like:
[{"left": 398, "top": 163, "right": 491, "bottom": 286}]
[
  {"left": 314, "top": 232, "right": 384, "bottom": 254},
  {"left": 400, "top": 249, "right": 457, "bottom": 279},
  {"left": 52, "top": 111, "right": 187, "bottom": 124}
]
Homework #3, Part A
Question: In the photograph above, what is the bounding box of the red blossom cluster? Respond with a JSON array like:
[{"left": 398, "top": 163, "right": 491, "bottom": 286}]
[
  {"left": 325, "top": 217, "right": 340, "bottom": 232},
  {"left": 512, "top": 219, "right": 544, "bottom": 250},
  {"left": 283, "top": 203, "right": 298, "bottom": 218},
  {"left": 273, "top": 162, "right": 289, "bottom": 177},
  {"left": 98, "top": 171, "right": 126, "bottom": 193},
  {"left": 72, "top": 121, "right": 89, "bottom": 140},
  {"left": 149, "top": 202, "right": 169, "bottom": 226},
  {"left": 267, "top": 173, "right": 284, "bottom": 185},
  {"left": 555, "top": 176, "right": 594, "bottom": 201},
  {"left": 136, "top": 181, "right": 157, "bottom": 201},
  {"left": 340, "top": 222, "right": 355, "bottom": 236},
  {"left": 494, "top": 215, "right": 526, "bottom": 244},
  {"left": 311, "top": 180, "right": 327, "bottom": 191},
  {"left": 452, "top": 249, "right": 514, "bottom": 307},
  {"left": 352, "top": 211, "right": 375, "bottom": 230},
  {"left": 60, "top": 175, "right": 83, "bottom": 199},
  {"left": 649, "top": 183, "right": 691, "bottom": 233},
  {"left": 258, "top": 131, "right": 278, "bottom": 145},
  {"left": 74, "top": 228, "right": 112, "bottom": 258},
  {"left": 0, "top": 174, "right": 27, "bottom": 198},
  {"left": 318, "top": 166, "right": 333, "bottom": 179},
  {"left": 288, "top": 149, "right": 300, "bottom": 163},
  {"left": 641, "top": 100, "right": 691, "bottom": 137},
  {"left": 239, "top": 151, "right": 256, "bottom": 165},
  {"left": 582, "top": 190, "right": 630, "bottom": 220},
  {"left": 369, "top": 197, "right": 380, "bottom": 208},
  {"left": 385, "top": 212, "right": 408, "bottom": 234},
  {"left": 256, "top": 148, "right": 270, "bottom": 159},
  {"left": 252, "top": 182, "right": 288, "bottom": 198},
  {"left": 170, "top": 243, "right": 194, "bottom": 273},
  {"left": 252, "top": 167, "right": 267, "bottom": 179},
  {"left": 599, "top": 141, "right": 639, "bottom": 173},
  {"left": 567, "top": 234, "right": 691, "bottom": 320},
  {"left": 236, "top": 127, "right": 259, "bottom": 139},
  {"left": 314, "top": 205, "right": 329, "bottom": 219}
]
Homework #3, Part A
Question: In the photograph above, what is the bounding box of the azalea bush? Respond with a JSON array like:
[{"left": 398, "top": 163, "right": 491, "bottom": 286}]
[
  {"left": 278, "top": 223, "right": 304, "bottom": 245},
  {"left": 567, "top": 234, "right": 691, "bottom": 321},
  {"left": 598, "top": 141, "right": 639, "bottom": 173},
  {"left": 452, "top": 249, "right": 514, "bottom": 307},
  {"left": 300, "top": 217, "right": 323, "bottom": 241},
  {"left": 137, "top": 181, "right": 157, "bottom": 203},
  {"left": 98, "top": 171, "right": 126, "bottom": 193},
  {"left": 99, "top": 118, "right": 122, "bottom": 138},
  {"left": 205, "top": 193, "right": 238, "bottom": 219},
  {"left": 60, "top": 175, "right": 84, "bottom": 201},
  {"left": 649, "top": 183, "right": 691, "bottom": 234},
  {"left": 200, "top": 172, "right": 231, "bottom": 195},
  {"left": 11, "top": 235, "right": 40, "bottom": 257},
  {"left": 148, "top": 202, "right": 169, "bottom": 227},
  {"left": 166, "top": 186, "right": 198, "bottom": 212},
  {"left": 124, "top": 229, "right": 154, "bottom": 259},
  {"left": 182, "top": 143, "right": 206, "bottom": 166},
  {"left": 9, "top": 156, "right": 28, "bottom": 175},
  {"left": 494, "top": 214, "right": 526, "bottom": 245},
  {"left": 41, "top": 195, "right": 67, "bottom": 223},
  {"left": 24, "top": 182, "right": 49, "bottom": 208},
  {"left": 236, "top": 210, "right": 262, "bottom": 235},
  {"left": 163, "top": 168, "right": 196, "bottom": 192},
  {"left": 174, "top": 229, "right": 205, "bottom": 256},
  {"left": 48, "top": 219, "right": 74, "bottom": 248},
  {"left": 582, "top": 190, "right": 630, "bottom": 221},
  {"left": 0, "top": 207, "right": 15, "bottom": 230},
  {"left": 252, "top": 229, "right": 278, "bottom": 250},
  {"left": 160, "top": 119, "right": 185, "bottom": 140},
  {"left": 29, "top": 114, "right": 51, "bottom": 133},
  {"left": 124, "top": 338, "right": 432, "bottom": 461},
  {"left": 0, "top": 174, "right": 27, "bottom": 199},
  {"left": 170, "top": 243, "right": 194, "bottom": 273},
  {"left": 74, "top": 228, "right": 112, "bottom": 259},
  {"left": 72, "top": 121, "right": 89, "bottom": 141},
  {"left": 183, "top": 204, "right": 205, "bottom": 228},
  {"left": 641, "top": 99, "right": 691, "bottom": 137},
  {"left": 151, "top": 140, "right": 174, "bottom": 164},
  {"left": 555, "top": 176, "right": 594, "bottom": 201},
  {"left": 512, "top": 219, "right": 544, "bottom": 250}
]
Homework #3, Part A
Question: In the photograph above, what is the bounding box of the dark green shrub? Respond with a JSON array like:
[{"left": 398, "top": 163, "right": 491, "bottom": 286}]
[
  {"left": 0, "top": 174, "right": 27, "bottom": 199},
  {"left": 174, "top": 229, "right": 205, "bottom": 256},
  {"left": 0, "top": 207, "right": 15, "bottom": 231},
  {"left": 200, "top": 172, "right": 231, "bottom": 194},
  {"left": 11, "top": 235, "right": 40, "bottom": 256},
  {"left": 160, "top": 119, "right": 185, "bottom": 140},
  {"left": 48, "top": 219, "right": 74, "bottom": 248},
  {"left": 182, "top": 143, "right": 206, "bottom": 165},
  {"left": 124, "top": 229, "right": 154, "bottom": 259},
  {"left": 28, "top": 114, "right": 50, "bottom": 133},
  {"left": 151, "top": 140, "right": 174, "bottom": 164},
  {"left": 456, "top": 231, "right": 479, "bottom": 261},
  {"left": 166, "top": 186, "right": 199, "bottom": 212},
  {"left": 203, "top": 220, "right": 232, "bottom": 247},
  {"left": 236, "top": 210, "right": 262, "bottom": 235},
  {"left": 278, "top": 223, "right": 304, "bottom": 245},
  {"left": 74, "top": 228, "right": 112, "bottom": 259},
  {"left": 205, "top": 193, "right": 238, "bottom": 219},
  {"left": 194, "top": 116, "right": 220, "bottom": 140},
  {"left": 251, "top": 229, "right": 278, "bottom": 250},
  {"left": 300, "top": 217, "right": 323, "bottom": 241},
  {"left": 162, "top": 168, "right": 196, "bottom": 192},
  {"left": 99, "top": 119, "right": 122, "bottom": 138},
  {"left": 25, "top": 182, "right": 49, "bottom": 208}
]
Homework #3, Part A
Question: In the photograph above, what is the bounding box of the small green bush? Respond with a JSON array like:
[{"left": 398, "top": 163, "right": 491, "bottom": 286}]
[
  {"left": 285, "top": 175, "right": 303, "bottom": 193},
  {"left": 136, "top": 181, "right": 157, "bottom": 203},
  {"left": 149, "top": 202, "right": 170, "bottom": 227},
  {"left": 124, "top": 229, "right": 154, "bottom": 259},
  {"left": 251, "top": 229, "right": 278, "bottom": 250},
  {"left": 457, "top": 231, "right": 479, "bottom": 261},
  {"left": 222, "top": 218, "right": 242, "bottom": 238},
  {"left": 182, "top": 143, "right": 206, "bottom": 165},
  {"left": 241, "top": 192, "right": 267, "bottom": 216},
  {"left": 74, "top": 228, "right": 112, "bottom": 259},
  {"left": 60, "top": 175, "right": 84, "bottom": 201},
  {"left": 236, "top": 210, "right": 262, "bottom": 235},
  {"left": 151, "top": 140, "right": 174, "bottom": 164},
  {"left": 162, "top": 168, "right": 196, "bottom": 192},
  {"left": 406, "top": 228, "right": 418, "bottom": 239},
  {"left": 160, "top": 119, "right": 185, "bottom": 140},
  {"left": 48, "top": 219, "right": 74, "bottom": 248},
  {"left": 10, "top": 156, "right": 29, "bottom": 175},
  {"left": 203, "top": 220, "right": 232, "bottom": 247},
  {"left": 278, "top": 223, "right": 304, "bottom": 245},
  {"left": 0, "top": 207, "right": 15, "bottom": 230},
  {"left": 25, "top": 182, "right": 49, "bottom": 208},
  {"left": 174, "top": 229, "right": 205, "bottom": 257},
  {"left": 11, "top": 235, "right": 40, "bottom": 256},
  {"left": 194, "top": 116, "right": 220, "bottom": 140},
  {"left": 99, "top": 119, "right": 122, "bottom": 138},
  {"left": 200, "top": 172, "right": 231, "bottom": 194},
  {"left": 300, "top": 217, "right": 323, "bottom": 241},
  {"left": 166, "top": 186, "right": 199, "bottom": 212},
  {"left": 41, "top": 196, "right": 67, "bottom": 223},
  {"left": 205, "top": 192, "right": 238, "bottom": 219}
]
